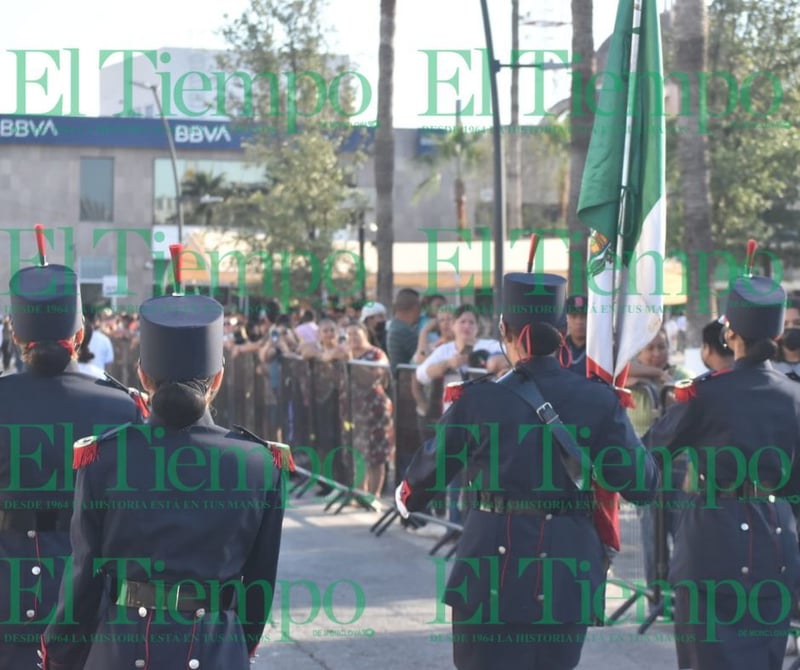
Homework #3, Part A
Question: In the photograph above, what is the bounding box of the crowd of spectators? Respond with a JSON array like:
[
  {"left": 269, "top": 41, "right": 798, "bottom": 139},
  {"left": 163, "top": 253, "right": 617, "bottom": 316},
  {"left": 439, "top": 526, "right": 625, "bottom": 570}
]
[{"left": 215, "top": 292, "right": 508, "bottom": 497}]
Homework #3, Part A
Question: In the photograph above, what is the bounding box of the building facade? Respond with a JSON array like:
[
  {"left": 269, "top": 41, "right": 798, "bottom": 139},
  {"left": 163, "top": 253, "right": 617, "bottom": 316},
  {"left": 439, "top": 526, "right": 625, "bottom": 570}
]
[{"left": 0, "top": 113, "right": 566, "bottom": 312}]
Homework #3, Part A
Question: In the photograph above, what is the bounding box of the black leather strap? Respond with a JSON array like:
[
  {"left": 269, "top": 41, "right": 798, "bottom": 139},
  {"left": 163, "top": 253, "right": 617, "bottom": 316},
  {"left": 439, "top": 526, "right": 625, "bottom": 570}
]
[
  {"left": 117, "top": 579, "right": 236, "bottom": 612},
  {"left": 497, "top": 369, "right": 589, "bottom": 489},
  {"left": 476, "top": 491, "right": 593, "bottom": 517}
]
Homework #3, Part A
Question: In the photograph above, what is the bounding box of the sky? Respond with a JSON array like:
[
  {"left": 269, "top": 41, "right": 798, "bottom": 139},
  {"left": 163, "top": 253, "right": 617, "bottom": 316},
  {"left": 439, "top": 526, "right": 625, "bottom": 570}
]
[{"left": 0, "top": 0, "right": 670, "bottom": 128}]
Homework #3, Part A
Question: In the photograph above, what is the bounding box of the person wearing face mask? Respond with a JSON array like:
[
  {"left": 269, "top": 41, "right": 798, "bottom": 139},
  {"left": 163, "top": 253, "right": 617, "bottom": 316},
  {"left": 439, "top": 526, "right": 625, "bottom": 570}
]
[
  {"left": 640, "top": 275, "right": 800, "bottom": 670},
  {"left": 360, "top": 301, "right": 388, "bottom": 355},
  {"left": 774, "top": 301, "right": 800, "bottom": 381}
]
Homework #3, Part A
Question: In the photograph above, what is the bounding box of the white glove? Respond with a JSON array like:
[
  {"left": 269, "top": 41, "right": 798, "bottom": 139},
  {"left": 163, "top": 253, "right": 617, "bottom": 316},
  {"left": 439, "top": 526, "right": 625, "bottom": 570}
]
[{"left": 395, "top": 481, "right": 411, "bottom": 519}]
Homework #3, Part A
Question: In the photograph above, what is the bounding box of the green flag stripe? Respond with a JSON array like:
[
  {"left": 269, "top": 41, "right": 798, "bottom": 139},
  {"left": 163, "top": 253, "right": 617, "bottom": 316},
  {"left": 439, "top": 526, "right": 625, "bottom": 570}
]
[{"left": 577, "top": 0, "right": 665, "bottom": 265}]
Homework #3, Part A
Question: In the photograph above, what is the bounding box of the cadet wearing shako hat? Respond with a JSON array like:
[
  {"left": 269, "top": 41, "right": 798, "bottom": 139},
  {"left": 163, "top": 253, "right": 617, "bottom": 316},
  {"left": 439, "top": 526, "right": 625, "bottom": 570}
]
[
  {"left": 396, "top": 269, "right": 657, "bottom": 670},
  {"left": 0, "top": 226, "right": 142, "bottom": 669},
  {"left": 42, "top": 246, "right": 292, "bottom": 670},
  {"left": 564, "top": 294, "right": 589, "bottom": 376},
  {"left": 644, "top": 242, "right": 800, "bottom": 670}
]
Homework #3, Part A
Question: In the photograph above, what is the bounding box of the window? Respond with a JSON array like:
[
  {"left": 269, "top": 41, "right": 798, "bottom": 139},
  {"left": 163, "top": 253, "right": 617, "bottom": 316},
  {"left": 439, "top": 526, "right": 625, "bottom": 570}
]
[
  {"left": 80, "top": 158, "right": 114, "bottom": 222},
  {"left": 77, "top": 256, "right": 114, "bottom": 282}
]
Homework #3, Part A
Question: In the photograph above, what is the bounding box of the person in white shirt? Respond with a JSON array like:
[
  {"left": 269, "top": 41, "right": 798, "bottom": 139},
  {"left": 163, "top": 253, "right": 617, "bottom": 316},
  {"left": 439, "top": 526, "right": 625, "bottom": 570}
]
[
  {"left": 87, "top": 321, "right": 114, "bottom": 371},
  {"left": 414, "top": 304, "right": 508, "bottom": 524},
  {"left": 294, "top": 309, "right": 319, "bottom": 344},
  {"left": 77, "top": 322, "right": 107, "bottom": 379},
  {"left": 416, "top": 305, "right": 506, "bottom": 386}
]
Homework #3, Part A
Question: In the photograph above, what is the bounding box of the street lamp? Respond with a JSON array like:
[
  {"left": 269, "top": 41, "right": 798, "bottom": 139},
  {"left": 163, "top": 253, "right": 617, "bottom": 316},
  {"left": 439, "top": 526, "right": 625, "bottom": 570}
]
[
  {"left": 132, "top": 81, "right": 185, "bottom": 244},
  {"left": 479, "top": 1, "right": 572, "bottom": 325}
]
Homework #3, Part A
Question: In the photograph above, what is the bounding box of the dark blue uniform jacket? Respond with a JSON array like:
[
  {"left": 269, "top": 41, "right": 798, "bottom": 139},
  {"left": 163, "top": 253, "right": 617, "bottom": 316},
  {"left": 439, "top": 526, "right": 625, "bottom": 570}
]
[
  {"left": 402, "top": 356, "right": 658, "bottom": 626},
  {"left": 0, "top": 363, "right": 140, "bottom": 668},
  {"left": 42, "top": 408, "right": 286, "bottom": 670}
]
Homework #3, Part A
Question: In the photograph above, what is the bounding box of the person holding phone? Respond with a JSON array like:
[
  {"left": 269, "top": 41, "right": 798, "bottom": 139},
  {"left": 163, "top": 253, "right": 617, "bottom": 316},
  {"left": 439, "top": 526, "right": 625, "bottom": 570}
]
[{"left": 415, "top": 305, "right": 507, "bottom": 388}]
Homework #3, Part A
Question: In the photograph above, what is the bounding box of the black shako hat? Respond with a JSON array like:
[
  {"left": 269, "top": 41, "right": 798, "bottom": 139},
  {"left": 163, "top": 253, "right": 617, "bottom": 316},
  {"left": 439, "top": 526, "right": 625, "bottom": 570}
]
[
  {"left": 10, "top": 225, "right": 82, "bottom": 342},
  {"left": 138, "top": 244, "right": 224, "bottom": 381},
  {"left": 722, "top": 275, "right": 786, "bottom": 340},
  {"left": 10, "top": 264, "right": 83, "bottom": 342},
  {"left": 139, "top": 295, "right": 224, "bottom": 381},
  {"left": 502, "top": 273, "right": 567, "bottom": 332}
]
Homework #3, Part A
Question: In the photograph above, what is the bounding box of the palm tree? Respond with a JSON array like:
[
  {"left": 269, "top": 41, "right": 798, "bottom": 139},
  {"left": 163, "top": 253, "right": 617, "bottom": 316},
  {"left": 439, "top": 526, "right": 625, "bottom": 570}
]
[
  {"left": 413, "top": 113, "right": 486, "bottom": 229},
  {"left": 374, "top": 0, "right": 396, "bottom": 307},
  {"left": 181, "top": 171, "right": 227, "bottom": 227},
  {"left": 568, "top": 0, "right": 595, "bottom": 294},
  {"left": 507, "top": 0, "right": 522, "bottom": 231},
  {"left": 674, "top": 0, "right": 713, "bottom": 346}
]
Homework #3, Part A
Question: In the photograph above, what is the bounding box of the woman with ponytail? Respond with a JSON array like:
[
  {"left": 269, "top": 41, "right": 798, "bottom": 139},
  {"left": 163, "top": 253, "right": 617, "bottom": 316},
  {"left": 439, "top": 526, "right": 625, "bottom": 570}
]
[
  {"left": 43, "top": 282, "right": 290, "bottom": 670},
  {"left": 0, "top": 253, "right": 142, "bottom": 670},
  {"left": 397, "top": 272, "right": 657, "bottom": 670},
  {"left": 644, "top": 274, "right": 800, "bottom": 670}
]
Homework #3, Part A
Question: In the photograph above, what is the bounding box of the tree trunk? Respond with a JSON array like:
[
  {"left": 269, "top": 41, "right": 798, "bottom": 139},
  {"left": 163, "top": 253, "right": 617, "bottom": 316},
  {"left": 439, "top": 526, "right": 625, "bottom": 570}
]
[
  {"left": 375, "top": 0, "right": 396, "bottom": 307},
  {"left": 674, "top": 0, "right": 714, "bottom": 346},
  {"left": 507, "top": 0, "right": 523, "bottom": 232},
  {"left": 455, "top": 177, "right": 466, "bottom": 228},
  {"left": 568, "top": 0, "right": 595, "bottom": 295}
]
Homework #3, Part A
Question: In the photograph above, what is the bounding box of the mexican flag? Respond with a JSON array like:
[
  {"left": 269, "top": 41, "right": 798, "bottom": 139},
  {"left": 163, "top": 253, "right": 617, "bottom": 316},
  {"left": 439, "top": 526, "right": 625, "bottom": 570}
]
[
  {"left": 577, "top": 0, "right": 666, "bottom": 389},
  {"left": 576, "top": 0, "right": 666, "bottom": 551}
]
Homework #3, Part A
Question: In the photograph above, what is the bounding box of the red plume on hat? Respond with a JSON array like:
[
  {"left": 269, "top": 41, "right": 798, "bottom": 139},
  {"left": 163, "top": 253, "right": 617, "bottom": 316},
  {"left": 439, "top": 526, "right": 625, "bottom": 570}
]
[
  {"left": 34, "top": 223, "right": 48, "bottom": 267},
  {"left": 169, "top": 244, "right": 183, "bottom": 296},
  {"left": 527, "top": 233, "right": 539, "bottom": 274},
  {"left": 745, "top": 238, "right": 757, "bottom": 277}
]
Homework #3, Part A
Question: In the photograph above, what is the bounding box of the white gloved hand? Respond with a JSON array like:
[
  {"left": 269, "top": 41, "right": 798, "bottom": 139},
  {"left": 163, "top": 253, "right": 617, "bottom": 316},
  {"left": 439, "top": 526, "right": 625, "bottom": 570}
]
[{"left": 395, "top": 481, "right": 411, "bottom": 519}]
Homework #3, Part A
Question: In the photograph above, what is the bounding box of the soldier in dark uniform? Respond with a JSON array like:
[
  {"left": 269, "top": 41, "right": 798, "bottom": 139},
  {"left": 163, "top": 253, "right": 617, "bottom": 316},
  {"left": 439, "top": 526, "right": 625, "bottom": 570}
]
[
  {"left": 395, "top": 273, "right": 658, "bottom": 670},
  {"left": 0, "top": 258, "right": 142, "bottom": 669},
  {"left": 564, "top": 294, "right": 587, "bottom": 376},
  {"left": 41, "top": 281, "right": 291, "bottom": 669},
  {"left": 637, "top": 320, "right": 735, "bottom": 618},
  {"left": 646, "top": 275, "right": 800, "bottom": 670},
  {"left": 773, "top": 299, "right": 800, "bottom": 381}
]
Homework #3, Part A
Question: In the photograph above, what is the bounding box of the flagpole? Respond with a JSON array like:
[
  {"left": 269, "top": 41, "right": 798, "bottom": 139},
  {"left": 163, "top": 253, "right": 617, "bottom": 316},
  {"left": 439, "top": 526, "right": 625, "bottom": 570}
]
[
  {"left": 610, "top": 0, "right": 643, "bottom": 382},
  {"left": 479, "top": 0, "right": 506, "bottom": 329}
]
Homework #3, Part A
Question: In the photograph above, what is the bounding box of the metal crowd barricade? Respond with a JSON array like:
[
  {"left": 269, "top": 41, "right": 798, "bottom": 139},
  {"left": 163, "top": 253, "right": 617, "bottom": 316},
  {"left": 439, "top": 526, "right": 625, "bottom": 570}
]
[
  {"left": 286, "top": 357, "right": 383, "bottom": 514},
  {"left": 608, "top": 383, "right": 678, "bottom": 631},
  {"left": 308, "top": 359, "right": 348, "bottom": 485},
  {"left": 279, "top": 354, "right": 311, "bottom": 449},
  {"left": 370, "top": 366, "right": 492, "bottom": 558}
]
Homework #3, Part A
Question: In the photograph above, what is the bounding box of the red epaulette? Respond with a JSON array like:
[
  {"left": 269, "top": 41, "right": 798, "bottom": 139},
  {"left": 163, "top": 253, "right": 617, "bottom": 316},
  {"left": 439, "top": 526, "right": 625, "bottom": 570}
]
[
  {"left": 443, "top": 381, "right": 465, "bottom": 404},
  {"left": 442, "top": 372, "right": 493, "bottom": 406},
  {"left": 233, "top": 424, "right": 295, "bottom": 473},
  {"left": 73, "top": 422, "right": 134, "bottom": 469},
  {"left": 674, "top": 367, "right": 733, "bottom": 403},
  {"left": 130, "top": 389, "right": 150, "bottom": 419},
  {"left": 100, "top": 373, "right": 151, "bottom": 419},
  {"left": 614, "top": 386, "right": 634, "bottom": 409}
]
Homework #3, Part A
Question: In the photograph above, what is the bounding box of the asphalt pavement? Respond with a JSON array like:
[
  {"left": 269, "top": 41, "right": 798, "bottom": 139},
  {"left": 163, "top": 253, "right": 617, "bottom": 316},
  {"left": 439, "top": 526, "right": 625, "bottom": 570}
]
[{"left": 250, "top": 494, "right": 786, "bottom": 670}]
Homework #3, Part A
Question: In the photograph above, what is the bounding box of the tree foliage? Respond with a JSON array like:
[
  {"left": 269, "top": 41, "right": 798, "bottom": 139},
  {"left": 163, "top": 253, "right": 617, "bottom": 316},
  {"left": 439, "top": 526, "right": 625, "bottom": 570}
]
[
  {"left": 412, "top": 126, "right": 487, "bottom": 207},
  {"left": 217, "top": 0, "right": 367, "bottom": 298},
  {"left": 702, "top": 0, "right": 800, "bottom": 269},
  {"left": 181, "top": 171, "right": 228, "bottom": 226}
]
